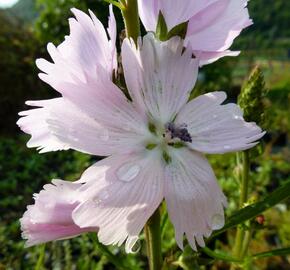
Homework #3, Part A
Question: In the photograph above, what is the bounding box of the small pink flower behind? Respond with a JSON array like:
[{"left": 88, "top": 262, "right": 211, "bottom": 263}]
[
  {"left": 21, "top": 180, "right": 98, "bottom": 247},
  {"left": 137, "top": 0, "right": 252, "bottom": 65}
]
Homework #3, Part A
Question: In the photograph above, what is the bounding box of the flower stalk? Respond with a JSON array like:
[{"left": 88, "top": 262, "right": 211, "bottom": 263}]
[
  {"left": 231, "top": 67, "right": 267, "bottom": 268},
  {"left": 231, "top": 150, "right": 251, "bottom": 269},
  {"left": 144, "top": 208, "right": 163, "bottom": 270},
  {"left": 239, "top": 150, "right": 250, "bottom": 208},
  {"left": 120, "top": 0, "right": 140, "bottom": 44}
]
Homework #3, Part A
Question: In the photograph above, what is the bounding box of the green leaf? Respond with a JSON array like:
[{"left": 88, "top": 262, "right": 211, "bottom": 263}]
[
  {"left": 253, "top": 247, "right": 290, "bottom": 259},
  {"left": 156, "top": 12, "right": 168, "bottom": 41},
  {"left": 201, "top": 247, "right": 242, "bottom": 263},
  {"left": 212, "top": 180, "right": 290, "bottom": 237}
]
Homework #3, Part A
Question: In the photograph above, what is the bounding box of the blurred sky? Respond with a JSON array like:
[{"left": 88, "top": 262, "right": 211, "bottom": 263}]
[{"left": 0, "top": 0, "right": 18, "bottom": 8}]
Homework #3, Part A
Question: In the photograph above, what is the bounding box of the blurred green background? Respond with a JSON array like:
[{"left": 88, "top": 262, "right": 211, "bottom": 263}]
[{"left": 0, "top": 0, "right": 289, "bottom": 269}]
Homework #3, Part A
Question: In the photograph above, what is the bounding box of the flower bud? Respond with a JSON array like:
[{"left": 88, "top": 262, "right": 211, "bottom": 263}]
[{"left": 238, "top": 66, "right": 268, "bottom": 127}]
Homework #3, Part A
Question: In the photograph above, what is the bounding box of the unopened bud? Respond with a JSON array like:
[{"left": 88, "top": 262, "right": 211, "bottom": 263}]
[{"left": 238, "top": 66, "right": 268, "bottom": 127}]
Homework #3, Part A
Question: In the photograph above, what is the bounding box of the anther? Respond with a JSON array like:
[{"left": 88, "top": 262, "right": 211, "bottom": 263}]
[{"left": 165, "top": 122, "right": 192, "bottom": 143}]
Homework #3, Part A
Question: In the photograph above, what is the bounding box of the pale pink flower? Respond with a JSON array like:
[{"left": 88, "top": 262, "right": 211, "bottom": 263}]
[
  {"left": 18, "top": 9, "right": 264, "bottom": 251},
  {"left": 137, "top": 0, "right": 252, "bottom": 65},
  {"left": 18, "top": 6, "right": 117, "bottom": 153},
  {"left": 21, "top": 180, "right": 98, "bottom": 247}
]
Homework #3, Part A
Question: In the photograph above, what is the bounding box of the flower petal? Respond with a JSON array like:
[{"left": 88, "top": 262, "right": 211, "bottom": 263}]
[
  {"left": 176, "top": 92, "right": 265, "bottom": 154},
  {"left": 137, "top": 0, "right": 219, "bottom": 32},
  {"left": 36, "top": 7, "right": 116, "bottom": 87},
  {"left": 137, "top": 0, "right": 159, "bottom": 32},
  {"left": 21, "top": 180, "right": 97, "bottom": 247},
  {"left": 17, "top": 97, "right": 149, "bottom": 156},
  {"left": 17, "top": 101, "right": 69, "bottom": 153},
  {"left": 159, "top": 0, "right": 219, "bottom": 31},
  {"left": 194, "top": 50, "right": 240, "bottom": 66},
  {"left": 122, "top": 33, "right": 199, "bottom": 124},
  {"left": 165, "top": 148, "right": 227, "bottom": 250},
  {"left": 137, "top": 0, "right": 251, "bottom": 64},
  {"left": 186, "top": 0, "right": 252, "bottom": 52},
  {"left": 106, "top": 5, "right": 117, "bottom": 73},
  {"left": 72, "top": 151, "right": 164, "bottom": 252}
]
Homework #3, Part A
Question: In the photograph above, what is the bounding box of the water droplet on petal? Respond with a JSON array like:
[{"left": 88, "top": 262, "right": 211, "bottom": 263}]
[
  {"left": 125, "top": 236, "right": 141, "bottom": 253},
  {"left": 116, "top": 163, "right": 140, "bottom": 182},
  {"left": 211, "top": 214, "right": 224, "bottom": 230},
  {"left": 213, "top": 114, "right": 218, "bottom": 119},
  {"left": 223, "top": 145, "right": 231, "bottom": 150}
]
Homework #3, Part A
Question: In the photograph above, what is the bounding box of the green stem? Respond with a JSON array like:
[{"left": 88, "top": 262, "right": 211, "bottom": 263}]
[
  {"left": 120, "top": 0, "right": 140, "bottom": 44},
  {"left": 239, "top": 151, "right": 250, "bottom": 208},
  {"left": 35, "top": 244, "right": 45, "bottom": 270},
  {"left": 231, "top": 150, "right": 251, "bottom": 269},
  {"left": 233, "top": 227, "right": 245, "bottom": 258},
  {"left": 145, "top": 208, "right": 163, "bottom": 270},
  {"left": 241, "top": 228, "right": 252, "bottom": 258},
  {"left": 161, "top": 212, "right": 168, "bottom": 239}
]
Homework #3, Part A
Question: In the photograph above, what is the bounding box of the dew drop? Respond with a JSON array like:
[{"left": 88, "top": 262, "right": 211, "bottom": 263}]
[
  {"left": 223, "top": 145, "right": 231, "bottom": 150},
  {"left": 211, "top": 214, "right": 224, "bottom": 230},
  {"left": 116, "top": 163, "right": 140, "bottom": 182},
  {"left": 213, "top": 114, "right": 218, "bottom": 119},
  {"left": 125, "top": 236, "right": 141, "bottom": 253}
]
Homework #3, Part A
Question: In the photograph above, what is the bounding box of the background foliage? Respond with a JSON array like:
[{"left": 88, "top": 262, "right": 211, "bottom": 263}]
[{"left": 0, "top": 0, "right": 290, "bottom": 269}]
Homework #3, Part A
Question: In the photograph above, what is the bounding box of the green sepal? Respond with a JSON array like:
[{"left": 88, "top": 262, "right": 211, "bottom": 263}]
[
  {"left": 156, "top": 12, "right": 188, "bottom": 41},
  {"left": 167, "top": 22, "right": 188, "bottom": 40},
  {"left": 156, "top": 12, "right": 168, "bottom": 41}
]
